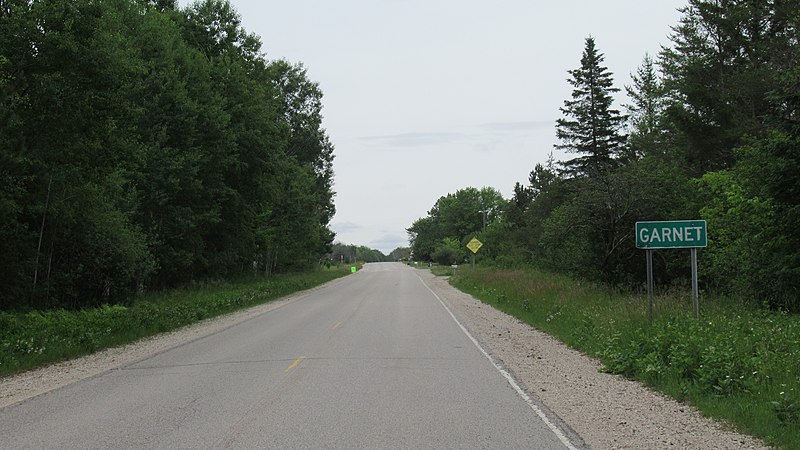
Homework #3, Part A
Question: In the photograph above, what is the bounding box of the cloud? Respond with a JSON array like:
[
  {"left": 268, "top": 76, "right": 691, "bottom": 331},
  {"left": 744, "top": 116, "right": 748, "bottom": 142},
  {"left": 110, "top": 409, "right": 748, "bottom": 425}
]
[
  {"left": 359, "top": 131, "right": 466, "bottom": 148},
  {"left": 330, "top": 221, "right": 362, "bottom": 234},
  {"left": 369, "top": 234, "right": 409, "bottom": 253},
  {"left": 357, "top": 121, "right": 552, "bottom": 150},
  {"left": 478, "top": 120, "right": 553, "bottom": 132}
]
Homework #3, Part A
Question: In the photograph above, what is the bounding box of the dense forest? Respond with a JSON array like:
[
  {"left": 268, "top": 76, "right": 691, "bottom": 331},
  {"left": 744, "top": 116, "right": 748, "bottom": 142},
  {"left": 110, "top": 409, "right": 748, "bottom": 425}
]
[
  {"left": 409, "top": 0, "right": 800, "bottom": 311},
  {"left": 0, "top": 0, "right": 336, "bottom": 309}
]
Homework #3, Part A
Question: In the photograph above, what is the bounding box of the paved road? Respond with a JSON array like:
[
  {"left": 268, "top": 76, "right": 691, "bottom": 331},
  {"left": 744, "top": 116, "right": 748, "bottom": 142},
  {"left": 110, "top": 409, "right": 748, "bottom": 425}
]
[{"left": 0, "top": 263, "right": 581, "bottom": 449}]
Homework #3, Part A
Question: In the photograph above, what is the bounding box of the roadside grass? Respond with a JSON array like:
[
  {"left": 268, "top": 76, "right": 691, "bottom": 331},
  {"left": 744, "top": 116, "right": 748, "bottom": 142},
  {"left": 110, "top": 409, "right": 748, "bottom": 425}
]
[
  {"left": 405, "top": 261, "right": 456, "bottom": 277},
  {"left": 447, "top": 267, "right": 799, "bottom": 449},
  {"left": 0, "top": 268, "right": 350, "bottom": 378},
  {"left": 431, "top": 264, "right": 455, "bottom": 277}
]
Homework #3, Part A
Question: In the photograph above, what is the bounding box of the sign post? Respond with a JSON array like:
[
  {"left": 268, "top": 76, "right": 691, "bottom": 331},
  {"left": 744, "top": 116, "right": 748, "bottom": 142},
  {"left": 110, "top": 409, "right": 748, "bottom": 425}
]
[
  {"left": 466, "top": 237, "right": 483, "bottom": 270},
  {"left": 691, "top": 248, "right": 699, "bottom": 318},
  {"left": 635, "top": 220, "right": 707, "bottom": 319},
  {"left": 646, "top": 249, "right": 654, "bottom": 321}
]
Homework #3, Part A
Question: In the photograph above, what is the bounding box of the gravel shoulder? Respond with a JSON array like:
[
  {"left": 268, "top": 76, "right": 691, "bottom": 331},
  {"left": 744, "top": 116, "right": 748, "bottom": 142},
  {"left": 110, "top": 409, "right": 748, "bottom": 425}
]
[{"left": 417, "top": 269, "right": 770, "bottom": 449}]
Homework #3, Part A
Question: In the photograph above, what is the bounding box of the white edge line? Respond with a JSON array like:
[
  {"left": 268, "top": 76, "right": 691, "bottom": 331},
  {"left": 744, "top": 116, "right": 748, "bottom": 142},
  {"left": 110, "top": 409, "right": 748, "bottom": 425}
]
[{"left": 417, "top": 275, "right": 580, "bottom": 450}]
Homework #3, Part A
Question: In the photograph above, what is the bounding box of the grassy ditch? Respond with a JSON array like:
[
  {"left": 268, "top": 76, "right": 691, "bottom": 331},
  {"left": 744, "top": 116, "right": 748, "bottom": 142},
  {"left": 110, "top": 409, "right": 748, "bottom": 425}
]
[
  {"left": 0, "top": 268, "right": 350, "bottom": 378},
  {"left": 450, "top": 267, "right": 799, "bottom": 449}
]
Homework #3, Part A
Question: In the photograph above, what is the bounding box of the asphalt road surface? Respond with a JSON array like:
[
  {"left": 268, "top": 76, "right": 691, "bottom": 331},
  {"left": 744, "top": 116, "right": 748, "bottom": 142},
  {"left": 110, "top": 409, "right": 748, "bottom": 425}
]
[{"left": 0, "top": 263, "right": 583, "bottom": 449}]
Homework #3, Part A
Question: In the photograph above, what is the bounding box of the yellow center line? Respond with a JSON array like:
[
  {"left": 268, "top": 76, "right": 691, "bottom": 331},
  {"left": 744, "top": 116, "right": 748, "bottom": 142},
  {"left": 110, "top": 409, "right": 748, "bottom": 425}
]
[
  {"left": 285, "top": 356, "right": 305, "bottom": 372},
  {"left": 332, "top": 321, "right": 343, "bottom": 331}
]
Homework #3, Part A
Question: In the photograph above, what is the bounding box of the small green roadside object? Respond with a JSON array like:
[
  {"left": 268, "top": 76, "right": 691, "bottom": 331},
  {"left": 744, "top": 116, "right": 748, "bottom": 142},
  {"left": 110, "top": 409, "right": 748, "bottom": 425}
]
[{"left": 351, "top": 266, "right": 357, "bottom": 273}]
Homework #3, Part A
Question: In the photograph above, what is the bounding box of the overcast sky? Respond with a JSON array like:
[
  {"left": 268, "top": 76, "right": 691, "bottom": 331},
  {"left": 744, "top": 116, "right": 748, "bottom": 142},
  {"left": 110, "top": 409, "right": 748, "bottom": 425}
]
[{"left": 180, "top": 0, "right": 687, "bottom": 253}]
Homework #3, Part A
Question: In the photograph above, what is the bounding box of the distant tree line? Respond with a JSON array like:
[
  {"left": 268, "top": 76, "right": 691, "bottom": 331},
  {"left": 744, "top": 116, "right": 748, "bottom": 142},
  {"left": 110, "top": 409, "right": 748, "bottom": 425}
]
[
  {"left": 328, "top": 243, "right": 410, "bottom": 264},
  {"left": 0, "top": 0, "right": 336, "bottom": 309},
  {"left": 409, "top": 0, "right": 800, "bottom": 311},
  {"left": 329, "top": 243, "right": 387, "bottom": 264}
]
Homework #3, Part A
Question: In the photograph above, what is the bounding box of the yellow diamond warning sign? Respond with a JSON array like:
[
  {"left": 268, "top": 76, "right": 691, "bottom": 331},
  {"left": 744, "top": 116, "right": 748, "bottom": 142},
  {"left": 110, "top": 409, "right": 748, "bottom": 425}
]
[{"left": 466, "top": 237, "right": 483, "bottom": 254}]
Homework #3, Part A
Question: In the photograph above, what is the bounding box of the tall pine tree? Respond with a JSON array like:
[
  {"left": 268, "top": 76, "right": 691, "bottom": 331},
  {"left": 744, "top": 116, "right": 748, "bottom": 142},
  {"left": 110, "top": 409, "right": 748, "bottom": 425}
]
[
  {"left": 659, "top": 0, "right": 781, "bottom": 174},
  {"left": 556, "top": 37, "right": 626, "bottom": 178},
  {"left": 624, "top": 54, "right": 668, "bottom": 160}
]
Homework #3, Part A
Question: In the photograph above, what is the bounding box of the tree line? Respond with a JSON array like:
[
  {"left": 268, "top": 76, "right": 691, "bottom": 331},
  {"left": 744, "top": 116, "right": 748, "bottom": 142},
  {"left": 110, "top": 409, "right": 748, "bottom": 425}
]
[
  {"left": 327, "top": 243, "right": 410, "bottom": 265},
  {"left": 0, "top": 0, "right": 336, "bottom": 309},
  {"left": 409, "top": 0, "right": 800, "bottom": 311}
]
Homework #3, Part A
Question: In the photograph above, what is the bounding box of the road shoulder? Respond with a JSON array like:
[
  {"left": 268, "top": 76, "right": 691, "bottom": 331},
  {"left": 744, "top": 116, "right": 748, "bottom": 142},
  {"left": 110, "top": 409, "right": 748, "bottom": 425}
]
[
  {"left": 0, "top": 278, "right": 345, "bottom": 409},
  {"left": 416, "top": 269, "right": 768, "bottom": 450}
]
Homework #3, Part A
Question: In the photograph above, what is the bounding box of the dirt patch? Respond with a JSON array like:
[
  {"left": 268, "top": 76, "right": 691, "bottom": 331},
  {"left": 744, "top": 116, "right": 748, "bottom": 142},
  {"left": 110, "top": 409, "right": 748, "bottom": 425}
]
[{"left": 418, "top": 269, "right": 769, "bottom": 450}]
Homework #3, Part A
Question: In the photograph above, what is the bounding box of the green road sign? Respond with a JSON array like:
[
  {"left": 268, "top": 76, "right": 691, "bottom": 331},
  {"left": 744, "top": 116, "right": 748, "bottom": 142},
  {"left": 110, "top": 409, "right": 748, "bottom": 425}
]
[{"left": 636, "top": 220, "right": 707, "bottom": 249}]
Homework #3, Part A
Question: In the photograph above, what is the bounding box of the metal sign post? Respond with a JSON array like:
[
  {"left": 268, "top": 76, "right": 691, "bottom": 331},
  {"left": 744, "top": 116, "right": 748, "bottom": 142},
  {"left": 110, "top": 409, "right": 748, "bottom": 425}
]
[
  {"left": 646, "top": 249, "right": 654, "bottom": 321},
  {"left": 636, "top": 220, "right": 707, "bottom": 319},
  {"left": 691, "top": 248, "right": 699, "bottom": 318}
]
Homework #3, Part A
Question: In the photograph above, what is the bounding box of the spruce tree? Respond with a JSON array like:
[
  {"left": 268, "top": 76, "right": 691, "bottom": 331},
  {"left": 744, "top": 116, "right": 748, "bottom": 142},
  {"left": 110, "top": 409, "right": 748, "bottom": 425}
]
[
  {"left": 624, "top": 54, "right": 667, "bottom": 160},
  {"left": 556, "top": 37, "right": 626, "bottom": 178},
  {"left": 659, "top": 0, "right": 781, "bottom": 173}
]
